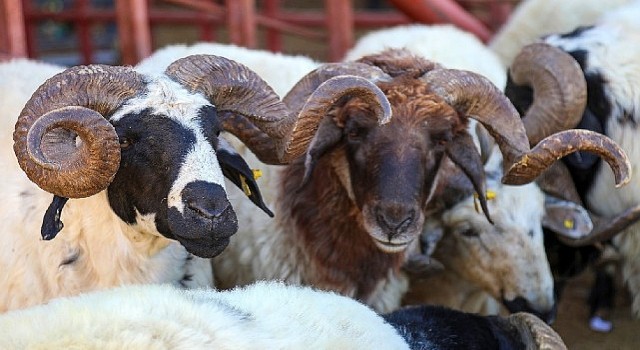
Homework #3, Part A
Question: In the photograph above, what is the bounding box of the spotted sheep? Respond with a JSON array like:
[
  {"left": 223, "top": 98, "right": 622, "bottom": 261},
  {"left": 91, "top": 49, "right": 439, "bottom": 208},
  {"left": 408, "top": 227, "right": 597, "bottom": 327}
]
[{"left": 0, "top": 54, "right": 351, "bottom": 311}]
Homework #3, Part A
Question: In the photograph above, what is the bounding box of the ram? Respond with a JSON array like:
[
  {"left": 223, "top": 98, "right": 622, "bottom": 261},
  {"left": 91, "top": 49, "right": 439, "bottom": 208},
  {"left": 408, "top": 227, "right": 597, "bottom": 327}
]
[
  {"left": 0, "top": 54, "right": 351, "bottom": 311},
  {"left": 504, "top": 1, "right": 640, "bottom": 318},
  {"left": 211, "top": 48, "right": 629, "bottom": 313},
  {"left": 340, "top": 24, "right": 628, "bottom": 322}
]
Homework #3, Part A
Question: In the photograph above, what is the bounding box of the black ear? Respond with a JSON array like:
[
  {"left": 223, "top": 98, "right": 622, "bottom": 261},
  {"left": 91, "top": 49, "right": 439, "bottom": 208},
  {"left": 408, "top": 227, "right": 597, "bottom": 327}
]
[
  {"left": 446, "top": 132, "right": 492, "bottom": 224},
  {"left": 42, "top": 195, "right": 69, "bottom": 240},
  {"left": 299, "top": 116, "right": 343, "bottom": 190},
  {"left": 216, "top": 139, "right": 274, "bottom": 217}
]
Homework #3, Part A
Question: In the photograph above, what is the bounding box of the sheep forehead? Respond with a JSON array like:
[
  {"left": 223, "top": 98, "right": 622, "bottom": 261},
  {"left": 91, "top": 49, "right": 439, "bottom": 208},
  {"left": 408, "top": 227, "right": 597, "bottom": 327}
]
[{"left": 111, "top": 75, "right": 212, "bottom": 131}]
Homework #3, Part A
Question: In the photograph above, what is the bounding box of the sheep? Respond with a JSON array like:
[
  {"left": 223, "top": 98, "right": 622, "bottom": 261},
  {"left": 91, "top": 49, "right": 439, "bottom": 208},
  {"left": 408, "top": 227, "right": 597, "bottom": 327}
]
[
  {"left": 384, "top": 305, "right": 567, "bottom": 350},
  {"left": 403, "top": 147, "right": 556, "bottom": 323},
  {"left": 0, "top": 281, "right": 410, "bottom": 349},
  {"left": 343, "top": 24, "right": 507, "bottom": 89},
  {"left": 338, "top": 24, "right": 613, "bottom": 322},
  {"left": 135, "top": 42, "right": 321, "bottom": 98},
  {"left": 210, "top": 47, "right": 629, "bottom": 313},
  {"left": 489, "top": 0, "right": 633, "bottom": 66},
  {"left": 1, "top": 53, "right": 381, "bottom": 312},
  {"left": 504, "top": 1, "right": 640, "bottom": 318}
]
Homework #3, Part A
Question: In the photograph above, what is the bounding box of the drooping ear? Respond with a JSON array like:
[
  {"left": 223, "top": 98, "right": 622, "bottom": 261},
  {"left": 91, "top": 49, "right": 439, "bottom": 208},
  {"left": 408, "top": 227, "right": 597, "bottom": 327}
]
[
  {"left": 215, "top": 138, "right": 273, "bottom": 217},
  {"left": 445, "top": 132, "right": 492, "bottom": 223},
  {"left": 299, "top": 115, "right": 343, "bottom": 190},
  {"left": 41, "top": 195, "right": 69, "bottom": 240},
  {"left": 543, "top": 195, "right": 593, "bottom": 239}
]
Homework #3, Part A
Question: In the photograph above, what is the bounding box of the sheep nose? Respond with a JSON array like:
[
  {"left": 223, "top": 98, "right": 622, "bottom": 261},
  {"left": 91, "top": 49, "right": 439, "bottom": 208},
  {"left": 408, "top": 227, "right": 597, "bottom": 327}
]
[
  {"left": 183, "top": 181, "right": 230, "bottom": 220},
  {"left": 375, "top": 205, "right": 415, "bottom": 237}
]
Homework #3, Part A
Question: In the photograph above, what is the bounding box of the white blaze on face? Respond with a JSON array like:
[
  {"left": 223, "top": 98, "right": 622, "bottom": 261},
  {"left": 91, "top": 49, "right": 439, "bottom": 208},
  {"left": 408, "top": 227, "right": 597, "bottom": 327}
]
[{"left": 113, "top": 76, "right": 228, "bottom": 215}]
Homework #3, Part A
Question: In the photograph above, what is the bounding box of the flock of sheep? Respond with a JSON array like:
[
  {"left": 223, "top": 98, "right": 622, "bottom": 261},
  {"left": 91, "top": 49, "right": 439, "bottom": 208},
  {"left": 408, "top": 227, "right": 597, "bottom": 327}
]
[{"left": 1, "top": 0, "right": 640, "bottom": 348}]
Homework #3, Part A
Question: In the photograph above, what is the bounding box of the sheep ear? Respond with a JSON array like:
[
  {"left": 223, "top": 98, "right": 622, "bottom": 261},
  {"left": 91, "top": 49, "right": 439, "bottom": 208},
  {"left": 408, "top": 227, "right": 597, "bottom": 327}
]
[
  {"left": 445, "top": 132, "right": 492, "bottom": 224},
  {"left": 299, "top": 116, "right": 343, "bottom": 190},
  {"left": 543, "top": 195, "right": 593, "bottom": 239},
  {"left": 41, "top": 195, "right": 69, "bottom": 240},
  {"left": 216, "top": 139, "right": 274, "bottom": 217}
]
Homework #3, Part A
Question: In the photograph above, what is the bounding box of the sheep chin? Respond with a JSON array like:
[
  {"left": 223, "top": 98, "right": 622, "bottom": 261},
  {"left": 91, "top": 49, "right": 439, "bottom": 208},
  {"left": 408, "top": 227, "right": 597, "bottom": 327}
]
[{"left": 372, "top": 238, "right": 410, "bottom": 254}]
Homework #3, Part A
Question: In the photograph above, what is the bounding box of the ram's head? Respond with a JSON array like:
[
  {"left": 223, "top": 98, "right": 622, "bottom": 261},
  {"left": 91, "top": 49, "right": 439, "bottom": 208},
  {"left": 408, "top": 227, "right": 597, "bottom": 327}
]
[{"left": 274, "top": 48, "right": 630, "bottom": 253}]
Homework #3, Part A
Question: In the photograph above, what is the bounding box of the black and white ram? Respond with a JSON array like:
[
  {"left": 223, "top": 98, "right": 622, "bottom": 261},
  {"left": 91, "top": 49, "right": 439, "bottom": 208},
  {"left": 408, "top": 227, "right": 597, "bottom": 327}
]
[
  {"left": 0, "top": 55, "right": 327, "bottom": 311},
  {"left": 504, "top": 1, "right": 640, "bottom": 317}
]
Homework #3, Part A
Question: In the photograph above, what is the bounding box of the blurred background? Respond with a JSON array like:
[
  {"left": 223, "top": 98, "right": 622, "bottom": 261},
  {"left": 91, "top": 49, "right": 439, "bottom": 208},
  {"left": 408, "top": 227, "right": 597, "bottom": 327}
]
[{"left": 0, "top": 0, "right": 518, "bottom": 65}]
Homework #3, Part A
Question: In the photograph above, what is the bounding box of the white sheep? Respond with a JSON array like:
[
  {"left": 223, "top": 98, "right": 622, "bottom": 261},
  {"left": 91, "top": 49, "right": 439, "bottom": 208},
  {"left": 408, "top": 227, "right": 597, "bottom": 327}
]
[
  {"left": 403, "top": 147, "right": 588, "bottom": 323},
  {"left": 0, "top": 281, "right": 410, "bottom": 349},
  {"left": 489, "top": 0, "right": 633, "bottom": 66},
  {"left": 0, "top": 54, "right": 302, "bottom": 311},
  {"left": 343, "top": 24, "right": 507, "bottom": 89}
]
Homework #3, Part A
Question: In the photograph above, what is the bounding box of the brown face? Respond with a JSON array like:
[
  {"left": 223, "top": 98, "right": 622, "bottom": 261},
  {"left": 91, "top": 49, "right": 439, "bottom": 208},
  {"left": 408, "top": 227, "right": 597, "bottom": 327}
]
[{"left": 332, "top": 82, "right": 463, "bottom": 253}]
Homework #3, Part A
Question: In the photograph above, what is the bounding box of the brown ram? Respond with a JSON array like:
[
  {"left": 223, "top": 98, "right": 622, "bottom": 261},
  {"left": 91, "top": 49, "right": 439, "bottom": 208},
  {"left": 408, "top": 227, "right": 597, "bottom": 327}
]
[{"left": 213, "top": 48, "right": 630, "bottom": 312}]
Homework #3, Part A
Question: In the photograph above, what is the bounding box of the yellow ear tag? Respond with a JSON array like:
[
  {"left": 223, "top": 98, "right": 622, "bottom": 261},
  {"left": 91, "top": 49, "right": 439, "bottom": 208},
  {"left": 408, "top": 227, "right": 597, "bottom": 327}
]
[
  {"left": 564, "top": 219, "right": 574, "bottom": 229},
  {"left": 473, "top": 190, "right": 496, "bottom": 213},
  {"left": 240, "top": 175, "right": 252, "bottom": 196},
  {"left": 240, "top": 169, "right": 263, "bottom": 197}
]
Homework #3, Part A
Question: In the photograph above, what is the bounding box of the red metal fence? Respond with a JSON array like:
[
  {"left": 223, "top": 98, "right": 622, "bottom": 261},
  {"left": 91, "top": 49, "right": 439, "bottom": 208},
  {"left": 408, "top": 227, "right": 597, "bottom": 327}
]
[{"left": 1, "top": 0, "right": 517, "bottom": 65}]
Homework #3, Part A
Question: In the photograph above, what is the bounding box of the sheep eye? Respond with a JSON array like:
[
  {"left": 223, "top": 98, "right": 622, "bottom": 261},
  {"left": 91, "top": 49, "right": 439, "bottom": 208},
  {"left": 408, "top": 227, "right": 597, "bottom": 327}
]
[
  {"left": 460, "top": 228, "right": 479, "bottom": 237},
  {"left": 120, "top": 138, "right": 132, "bottom": 149},
  {"left": 346, "top": 127, "right": 365, "bottom": 142}
]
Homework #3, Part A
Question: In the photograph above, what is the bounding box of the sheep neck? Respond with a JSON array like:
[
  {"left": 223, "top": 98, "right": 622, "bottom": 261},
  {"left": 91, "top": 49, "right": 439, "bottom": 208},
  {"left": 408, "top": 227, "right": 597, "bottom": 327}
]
[{"left": 278, "top": 150, "right": 405, "bottom": 302}]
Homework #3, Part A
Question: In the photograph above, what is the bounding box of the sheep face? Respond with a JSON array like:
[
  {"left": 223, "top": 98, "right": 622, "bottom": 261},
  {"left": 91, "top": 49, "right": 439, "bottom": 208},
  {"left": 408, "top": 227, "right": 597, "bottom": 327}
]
[
  {"left": 324, "top": 80, "right": 466, "bottom": 253},
  {"left": 434, "top": 155, "right": 556, "bottom": 323},
  {"left": 14, "top": 57, "right": 284, "bottom": 259},
  {"left": 105, "top": 79, "right": 245, "bottom": 258}
]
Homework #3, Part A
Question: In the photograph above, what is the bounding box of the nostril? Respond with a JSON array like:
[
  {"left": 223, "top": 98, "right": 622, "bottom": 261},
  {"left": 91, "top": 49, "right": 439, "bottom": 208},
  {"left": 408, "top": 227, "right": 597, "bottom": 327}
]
[
  {"left": 375, "top": 207, "right": 415, "bottom": 233},
  {"left": 187, "top": 200, "right": 228, "bottom": 219}
]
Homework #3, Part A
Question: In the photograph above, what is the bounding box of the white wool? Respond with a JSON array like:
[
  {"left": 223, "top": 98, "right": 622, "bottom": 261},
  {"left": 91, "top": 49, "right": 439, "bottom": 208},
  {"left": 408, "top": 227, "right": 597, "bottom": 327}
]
[
  {"left": 489, "top": 0, "right": 633, "bottom": 66},
  {"left": 344, "top": 24, "right": 506, "bottom": 89},
  {"left": 0, "top": 282, "right": 410, "bottom": 350}
]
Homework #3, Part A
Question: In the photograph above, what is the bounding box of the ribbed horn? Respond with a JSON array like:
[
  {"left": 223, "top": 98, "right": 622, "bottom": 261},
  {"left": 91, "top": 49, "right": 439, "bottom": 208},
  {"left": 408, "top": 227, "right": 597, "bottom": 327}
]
[{"left": 13, "top": 65, "right": 146, "bottom": 198}]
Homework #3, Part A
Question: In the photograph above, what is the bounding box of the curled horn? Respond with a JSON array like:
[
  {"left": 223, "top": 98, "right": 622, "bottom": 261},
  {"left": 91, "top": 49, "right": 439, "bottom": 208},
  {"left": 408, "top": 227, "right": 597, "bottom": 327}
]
[
  {"left": 421, "top": 69, "right": 632, "bottom": 189},
  {"left": 502, "top": 129, "right": 631, "bottom": 187},
  {"left": 508, "top": 312, "right": 568, "bottom": 349},
  {"left": 13, "top": 65, "right": 146, "bottom": 198},
  {"left": 166, "top": 56, "right": 392, "bottom": 165},
  {"left": 278, "top": 63, "right": 393, "bottom": 163},
  {"left": 165, "top": 54, "right": 290, "bottom": 164},
  {"left": 510, "top": 43, "right": 587, "bottom": 145}
]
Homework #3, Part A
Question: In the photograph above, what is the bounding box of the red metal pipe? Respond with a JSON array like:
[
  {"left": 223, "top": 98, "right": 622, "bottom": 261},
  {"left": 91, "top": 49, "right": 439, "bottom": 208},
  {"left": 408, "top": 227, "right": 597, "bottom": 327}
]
[
  {"left": 387, "top": 0, "right": 492, "bottom": 42},
  {"left": 1, "top": 0, "right": 27, "bottom": 57}
]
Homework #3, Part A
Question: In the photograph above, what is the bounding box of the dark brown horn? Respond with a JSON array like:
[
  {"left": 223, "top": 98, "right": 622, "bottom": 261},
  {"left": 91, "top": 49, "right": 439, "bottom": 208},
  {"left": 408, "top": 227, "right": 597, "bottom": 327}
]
[
  {"left": 269, "top": 62, "right": 392, "bottom": 163},
  {"left": 421, "top": 68, "right": 530, "bottom": 174},
  {"left": 508, "top": 312, "right": 568, "bottom": 349},
  {"left": 165, "top": 54, "right": 290, "bottom": 163},
  {"left": 166, "top": 56, "right": 392, "bottom": 165},
  {"left": 502, "top": 129, "right": 631, "bottom": 187},
  {"left": 13, "top": 65, "right": 146, "bottom": 198},
  {"left": 280, "top": 74, "right": 391, "bottom": 163},
  {"left": 510, "top": 43, "right": 587, "bottom": 145}
]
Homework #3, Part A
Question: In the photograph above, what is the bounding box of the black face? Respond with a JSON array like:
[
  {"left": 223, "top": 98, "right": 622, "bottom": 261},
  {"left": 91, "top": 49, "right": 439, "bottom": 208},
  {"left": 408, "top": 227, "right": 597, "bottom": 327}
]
[{"left": 106, "top": 106, "right": 237, "bottom": 258}]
